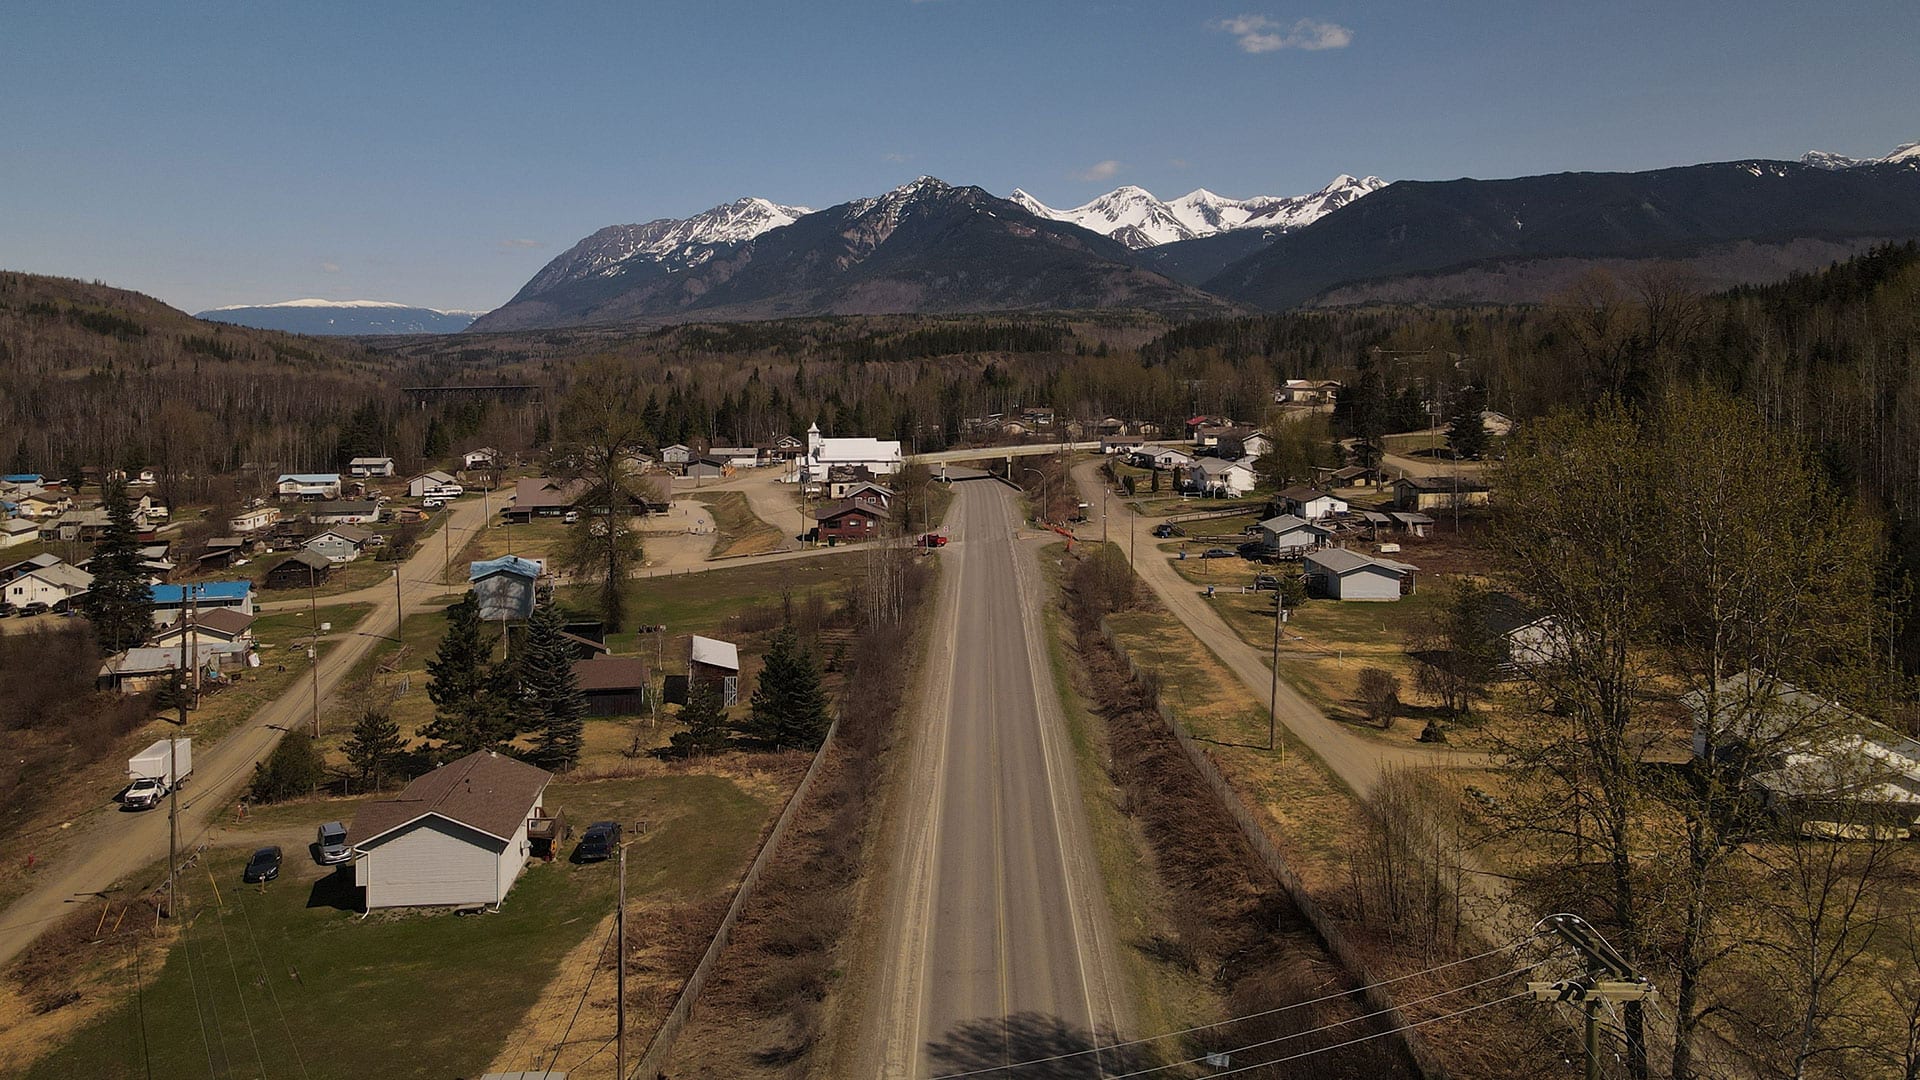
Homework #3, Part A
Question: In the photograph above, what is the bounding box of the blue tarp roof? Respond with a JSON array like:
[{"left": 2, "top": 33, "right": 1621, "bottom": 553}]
[
  {"left": 150, "top": 581, "right": 253, "bottom": 602},
  {"left": 469, "top": 555, "right": 542, "bottom": 581},
  {"left": 2, "top": 475, "right": 43, "bottom": 485}
]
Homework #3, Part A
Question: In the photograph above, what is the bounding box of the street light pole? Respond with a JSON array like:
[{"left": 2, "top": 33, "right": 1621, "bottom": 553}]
[{"left": 616, "top": 836, "right": 628, "bottom": 1080}]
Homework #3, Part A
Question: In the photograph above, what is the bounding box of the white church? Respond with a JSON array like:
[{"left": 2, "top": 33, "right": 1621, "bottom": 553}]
[{"left": 798, "top": 421, "right": 902, "bottom": 483}]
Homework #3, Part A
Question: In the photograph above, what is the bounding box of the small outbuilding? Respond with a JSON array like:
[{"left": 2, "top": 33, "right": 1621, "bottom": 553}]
[
  {"left": 1392, "top": 475, "right": 1492, "bottom": 512},
  {"left": 469, "top": 555, "right": 544, "bottom": 621},
  {"left": 690, "top": 635, "right": 740, "bottom": 706},
  {"left": 572, "top": 656, "right": 651, "bottom": 717},
  {"left": 349, "top": 751, "right": 554, "bottom": 910},
  {"left": 264, "top": 550, "right": 332, "bottom": 590},
  {"left": 1303, "top": 548, "right": 1417, "bottom": 601}
]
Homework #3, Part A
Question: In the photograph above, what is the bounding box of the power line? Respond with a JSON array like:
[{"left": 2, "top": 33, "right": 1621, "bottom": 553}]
[
  {"left": 129, "top": 934, "right": 155, "bottom": 1080},
  {"left": 1128, "top": 989, "right": 1536, "bottom": 1080},
  {"left": 928, "top": 934, "right": 1545, "bottom": 1079},
  {"left": 1089, "top": 961, "right": 1548, "bottom": 1080},
  {"left": 235, "top": 888, "right": 314, "bottom": 1080},
  {"left": 206, "top": 873, "right": 271, "bottom": 1080},
  {"left": 183, "top": 912, "right": 236, "bottom": 1078},
  {"left": 546, "top": 916, "right": 618, "bottom": 1074},
  {"left": 175, "top": 911, "right": 222, "bottom": 1079}
]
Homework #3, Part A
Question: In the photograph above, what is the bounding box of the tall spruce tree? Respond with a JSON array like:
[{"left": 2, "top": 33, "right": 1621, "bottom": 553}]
[
  {"left": 1445, "top": 384, "right": 1491, "bottom": 460},
  {"left": 422, "top": 593, "right": 515, "bottom": 756},
  {"left": 743, "top": 624, "right": 832, "bottom": 748},
  {"left": 344, "top": 706, "right": 406, "bottom": 790},
  {"left": 78, "top": 476, "right": 153, "bottom": 652},
  {"left": 520, "top": 595, "right": 585, "bottom": 771},
  {"left": 669, "top": 676, "right": 730, "bottom": 757}
]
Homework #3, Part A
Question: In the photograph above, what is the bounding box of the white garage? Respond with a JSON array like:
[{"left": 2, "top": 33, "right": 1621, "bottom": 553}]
[{"left": 349, "top": 751, "right": 552, "bottom": 910}]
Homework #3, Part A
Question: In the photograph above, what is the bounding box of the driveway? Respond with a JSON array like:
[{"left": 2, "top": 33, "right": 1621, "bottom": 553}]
[{"left": 0, "top": 496, "right": 491, "bottom": 968}]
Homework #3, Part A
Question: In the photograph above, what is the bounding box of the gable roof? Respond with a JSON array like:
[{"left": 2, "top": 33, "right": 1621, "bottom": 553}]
[
  {"left": 311, "top": 500, "right": 378, "bottom": 515},
  {"left": 411, "top": 469, "right": 458, "bottom": 485},
  {"left": 469, "top": 554, "right": 543, "bottom": 582},
  {"left": 347, "top": 456, "right": 394, "bottom": 466},
  {"left": 571, "top": 656, "right": 649, "bottom": 692},
  {"left": 690, "top": 635, "right": 739, "bottom": 671},
  {"left": 815, "top": 497, "right": 890, "bottom": 522},
  {"left": 306, "top": 524, "right": 374, "bottom": 544},
  {"left": 269, "top": 551, "right": 332, "bottom": 574},
  {"left": 1259, "top": 514, "right": 1328, "bottom": 536},
  {"left": 276, "top": 473, "right": 341, "bottom": 484},
  {"left": 17, "top": 563, "right": 92, "bottom": 591},
  {"left": 151, "top": 580, "right": 253, "bottom": 603},
  {"left": 105, "top": 642, "right": 250, "bottom": 676},
  {"left": 154, "top": 607, "right": 256, "bottom": 638},
  {"left": 511, "top": 476, "right": 588, "bottom": 511},
  {"left": 349, "top": 751, "right": 552, "bottom": 848},
  {"left": 1395, "top": 474, "right": 1492, "bottom": 494},
  {"left": 1305, "top": 548, "right": 1415, "bottom": 577}
]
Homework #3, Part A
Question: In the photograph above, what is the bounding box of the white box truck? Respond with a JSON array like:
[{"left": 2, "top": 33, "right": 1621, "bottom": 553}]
[{"left": 125, "top": 738, "right": 192, "bottom": 810}]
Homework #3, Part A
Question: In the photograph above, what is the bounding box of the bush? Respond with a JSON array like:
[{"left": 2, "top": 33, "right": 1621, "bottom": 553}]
[
  {"left": 249, "top": 732, "right": 325, "bottom": 802},
  {"left": 1357, "top": 667, "right": 1400, "bottom": 729}
]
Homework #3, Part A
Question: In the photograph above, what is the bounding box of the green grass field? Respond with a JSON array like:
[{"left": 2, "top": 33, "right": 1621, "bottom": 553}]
[{"left": 20, "top": 772, "right": 771, "bottom": 1080}]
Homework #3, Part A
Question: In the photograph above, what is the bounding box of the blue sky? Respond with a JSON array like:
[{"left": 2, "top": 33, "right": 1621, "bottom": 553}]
[{"left": 2, "top": 1, "right": 1915, "bottom": 314}]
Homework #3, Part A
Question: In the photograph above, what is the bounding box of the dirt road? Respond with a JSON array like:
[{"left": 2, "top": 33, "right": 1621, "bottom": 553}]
[
  {"left": 0, "top": 496, "right": 491, "bottom": 969},
  {"left": 859, "top": 479, "right": 1128, "bottom": 1079},
  {"left": 1071, "top": 461, "right": 1482, "bottom": 795}
]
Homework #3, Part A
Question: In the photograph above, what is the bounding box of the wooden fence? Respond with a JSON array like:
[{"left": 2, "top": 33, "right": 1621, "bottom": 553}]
[
  {"left": 1099, "top": 617, "right": 1449, "bottom": 1079},
  {"left": 633, "top": 718, "right": 840, "bottom": 1077}
]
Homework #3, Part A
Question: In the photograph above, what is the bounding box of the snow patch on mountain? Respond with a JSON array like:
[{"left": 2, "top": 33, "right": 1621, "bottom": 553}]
[
  {"left": 1010, "top": 175, "right": 1387, "bottom": 248},
  {"left": 1801, "top": 142, "right": 1920, "bottom": 170}
]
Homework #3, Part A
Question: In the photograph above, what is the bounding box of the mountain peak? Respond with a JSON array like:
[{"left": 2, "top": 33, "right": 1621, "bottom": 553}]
[{"left": 1801, "top": 141, "right": 1920, "bottom": 170}]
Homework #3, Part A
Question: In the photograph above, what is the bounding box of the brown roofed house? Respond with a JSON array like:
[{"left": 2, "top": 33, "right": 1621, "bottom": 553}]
[{"left": 349, "top": 751, "right": 553, "bottom": 910}]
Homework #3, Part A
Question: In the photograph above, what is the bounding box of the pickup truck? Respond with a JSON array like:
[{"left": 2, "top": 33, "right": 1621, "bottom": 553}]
[{"left": 919, "top": 532, "right": 949, "bottom": 548}]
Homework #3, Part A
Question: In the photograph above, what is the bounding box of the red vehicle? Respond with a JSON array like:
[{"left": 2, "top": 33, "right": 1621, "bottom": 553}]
[{"left": 919, "top": 532, "right": 949, "bottom": 548}]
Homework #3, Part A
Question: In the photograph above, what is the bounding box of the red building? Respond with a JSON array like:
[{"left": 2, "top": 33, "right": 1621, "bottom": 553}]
[{"left": 814, "top": 498, "right": 889, "bottom": 542}]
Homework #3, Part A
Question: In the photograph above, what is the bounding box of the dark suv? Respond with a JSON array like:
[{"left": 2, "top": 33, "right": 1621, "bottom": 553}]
[{"left": 575, "top": 821, "right": 620, "bottom": 862}]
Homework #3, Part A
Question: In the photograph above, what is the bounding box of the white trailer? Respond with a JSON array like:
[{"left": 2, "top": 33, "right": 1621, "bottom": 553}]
[{"left": 128, "top": 738, "right": 192, "bottom": 786}]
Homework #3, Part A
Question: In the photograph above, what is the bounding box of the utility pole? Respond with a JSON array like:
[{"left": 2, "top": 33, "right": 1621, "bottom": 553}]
[
  {"left": 165, "top": 586, "right": 192, "bottom": 919},
  {"left": 1269, "top": 596, "right": 1284, "bottom": 752},
  {"left": 615, "top": 835, "right": 628, "bottom": 1080},
  {"left": 308, "top": 564, "right": 321, "bottom": 738},
  {"left": 1528, "top": 913, "right": 1657, "bottom": 1080}
]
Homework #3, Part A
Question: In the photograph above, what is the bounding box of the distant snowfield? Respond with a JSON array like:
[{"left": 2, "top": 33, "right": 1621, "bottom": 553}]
[{"left": 204, "top": 297, "right": 478, "bottom": 314}]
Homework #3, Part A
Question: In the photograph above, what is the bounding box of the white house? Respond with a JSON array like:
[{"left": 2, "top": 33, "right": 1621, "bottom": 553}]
[
  {"left": 304, "top": 525, "right": 374, "bottom": 563},
  {"left": 659, "top": 445, "right": 694, "bottom": 467},
  {"left": 1276, "top": 379, "right": 1341, "bottom": 404},
  {"left": 229, "top": 505, "right": 280, "bottom": 534},
  {"left": 0, "top": 519, "right": 37, "bottom": 549},
  {"left": 1485, "top": 594, "right": 1568, "bottom": 670},
  {"left": 349, "top": 751, "right": 554, "bottom": 910},
  {"left": 407, "top": 471, "right": 463, "bottom": 499},
  {"left": 1258, "top": 514, "right": 1331, "bottom": 554},
  {"left": 461, "top": 447, "right": 501, "bottom": 470},
  {"left": 1147, "top": 446, "right": 1195, "bottom": 470},
  {"left": 1275, "top": 486, "right": 1348, "bottom": 521},
  {"left": 276, "top": 473, "right": 342, "bottom": 500},
  {"left": 1303, "top": 548, "right": 1416, "bottom": 601},
  {"left": 709, "top": 447, "right": 761, "bottom": 469},
  {"left": 347, "top": 456, "right": 396, "bottom": 478},
  {"left": 801, "top": 422, "right": 902, "bottom": 482},
  {"left": 5, "top": 562, "right": 91, "bottom": 610},
  {"left": 1189, "top": 458, "right": 1257, "bottom": 497}
]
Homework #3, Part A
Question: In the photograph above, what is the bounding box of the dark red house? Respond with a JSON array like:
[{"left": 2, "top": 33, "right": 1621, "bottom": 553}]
[{"left": 814, "top": 498, "right": 889, "bottom": 543}]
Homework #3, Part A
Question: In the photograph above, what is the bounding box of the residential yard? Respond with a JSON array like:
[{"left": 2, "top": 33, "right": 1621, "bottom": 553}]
[
  {"left": 461, "top": 517, "right": 573, "bottom": 564},
  {"left": 690, "top": 491, "right": 785, "bottom": 558},
  {"left": 6, "top": 772, "right": 779, "bottom": 1080}
]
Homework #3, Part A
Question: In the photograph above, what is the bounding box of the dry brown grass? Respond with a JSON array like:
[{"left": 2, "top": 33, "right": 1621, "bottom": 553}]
[{"left": 692, "top": 491, "right": 786, "bottom": 559}]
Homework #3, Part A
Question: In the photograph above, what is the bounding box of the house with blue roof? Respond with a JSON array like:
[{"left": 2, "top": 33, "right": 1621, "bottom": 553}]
[
  {"left": 150, "top": 580, "right": 255, "bottom": 625},
  {"left": 469, "top": 556, "right": 544, "bottom": 622},
  {"left": 276, "top": 473, "right": 343, "bottom": 500}
]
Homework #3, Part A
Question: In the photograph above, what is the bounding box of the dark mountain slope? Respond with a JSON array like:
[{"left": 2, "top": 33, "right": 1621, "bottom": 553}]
[{"left": 1206, "top": 160, "right": 1920, "bottom": 309}]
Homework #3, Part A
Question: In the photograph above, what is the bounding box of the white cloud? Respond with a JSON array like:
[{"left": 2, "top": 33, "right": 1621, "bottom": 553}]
[
  {"left": 497, "top": 238, "right": 545, "bottom": 250},
  {"left": 1075, "top": 159, "right": 1124, "bottom": 182},
  {"left": 320, "top": 260, "right": 341, "bottom": 274},
  {"left": 1211, "top": 14, "right": 1352, "bottom": 53},
  {"left": 883, "top": 151, "right": 913, "bottom": 164}
]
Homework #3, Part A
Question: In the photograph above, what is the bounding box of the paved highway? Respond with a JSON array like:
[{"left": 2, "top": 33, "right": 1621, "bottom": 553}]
[
  {"left": 862, "top": 479, "right": 1128, "bottom": 1079},
  {"left": 0, "top": 496, "right": 490, "bottom": 968}
]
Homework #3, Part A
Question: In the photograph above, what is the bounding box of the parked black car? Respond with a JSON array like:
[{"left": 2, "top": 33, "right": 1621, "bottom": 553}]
[
  {"left": 1253, "top": 574, "right": 1280, "bottom": 591},
  {"left": 242, "top": 846, "right": 283, "bottom": 883},
  {"left": 575, "top": 821, "right": 621, "bottom": 862},
  {"left": 1201, "top": 547, "right": 1236, "bottom": 559},
  {"left": 1152, "top": 523, "right": 1184, "bottom": 538}
]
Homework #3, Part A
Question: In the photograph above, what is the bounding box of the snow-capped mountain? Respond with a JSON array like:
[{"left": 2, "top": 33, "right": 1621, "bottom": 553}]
[
  {"left": 196, "top": 299, "right": 480, "bottom": 335},
  {"left": 470, "top": 176, "right": 1225, "bottom": 331},
  {"left": 1008, "top": 175, "right": 1386, "bottom": 249},
  {"left": 515, "top": 196, "right": 814, "bottom": 299},
  {"left": 1801, "top": 142, "right": 1920, "bottom": 170}
]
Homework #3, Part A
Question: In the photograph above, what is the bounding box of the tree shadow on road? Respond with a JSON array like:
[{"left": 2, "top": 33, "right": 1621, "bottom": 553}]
[{"left": 925, "top": 1011, "right": 1156, "bottom": 1078}]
